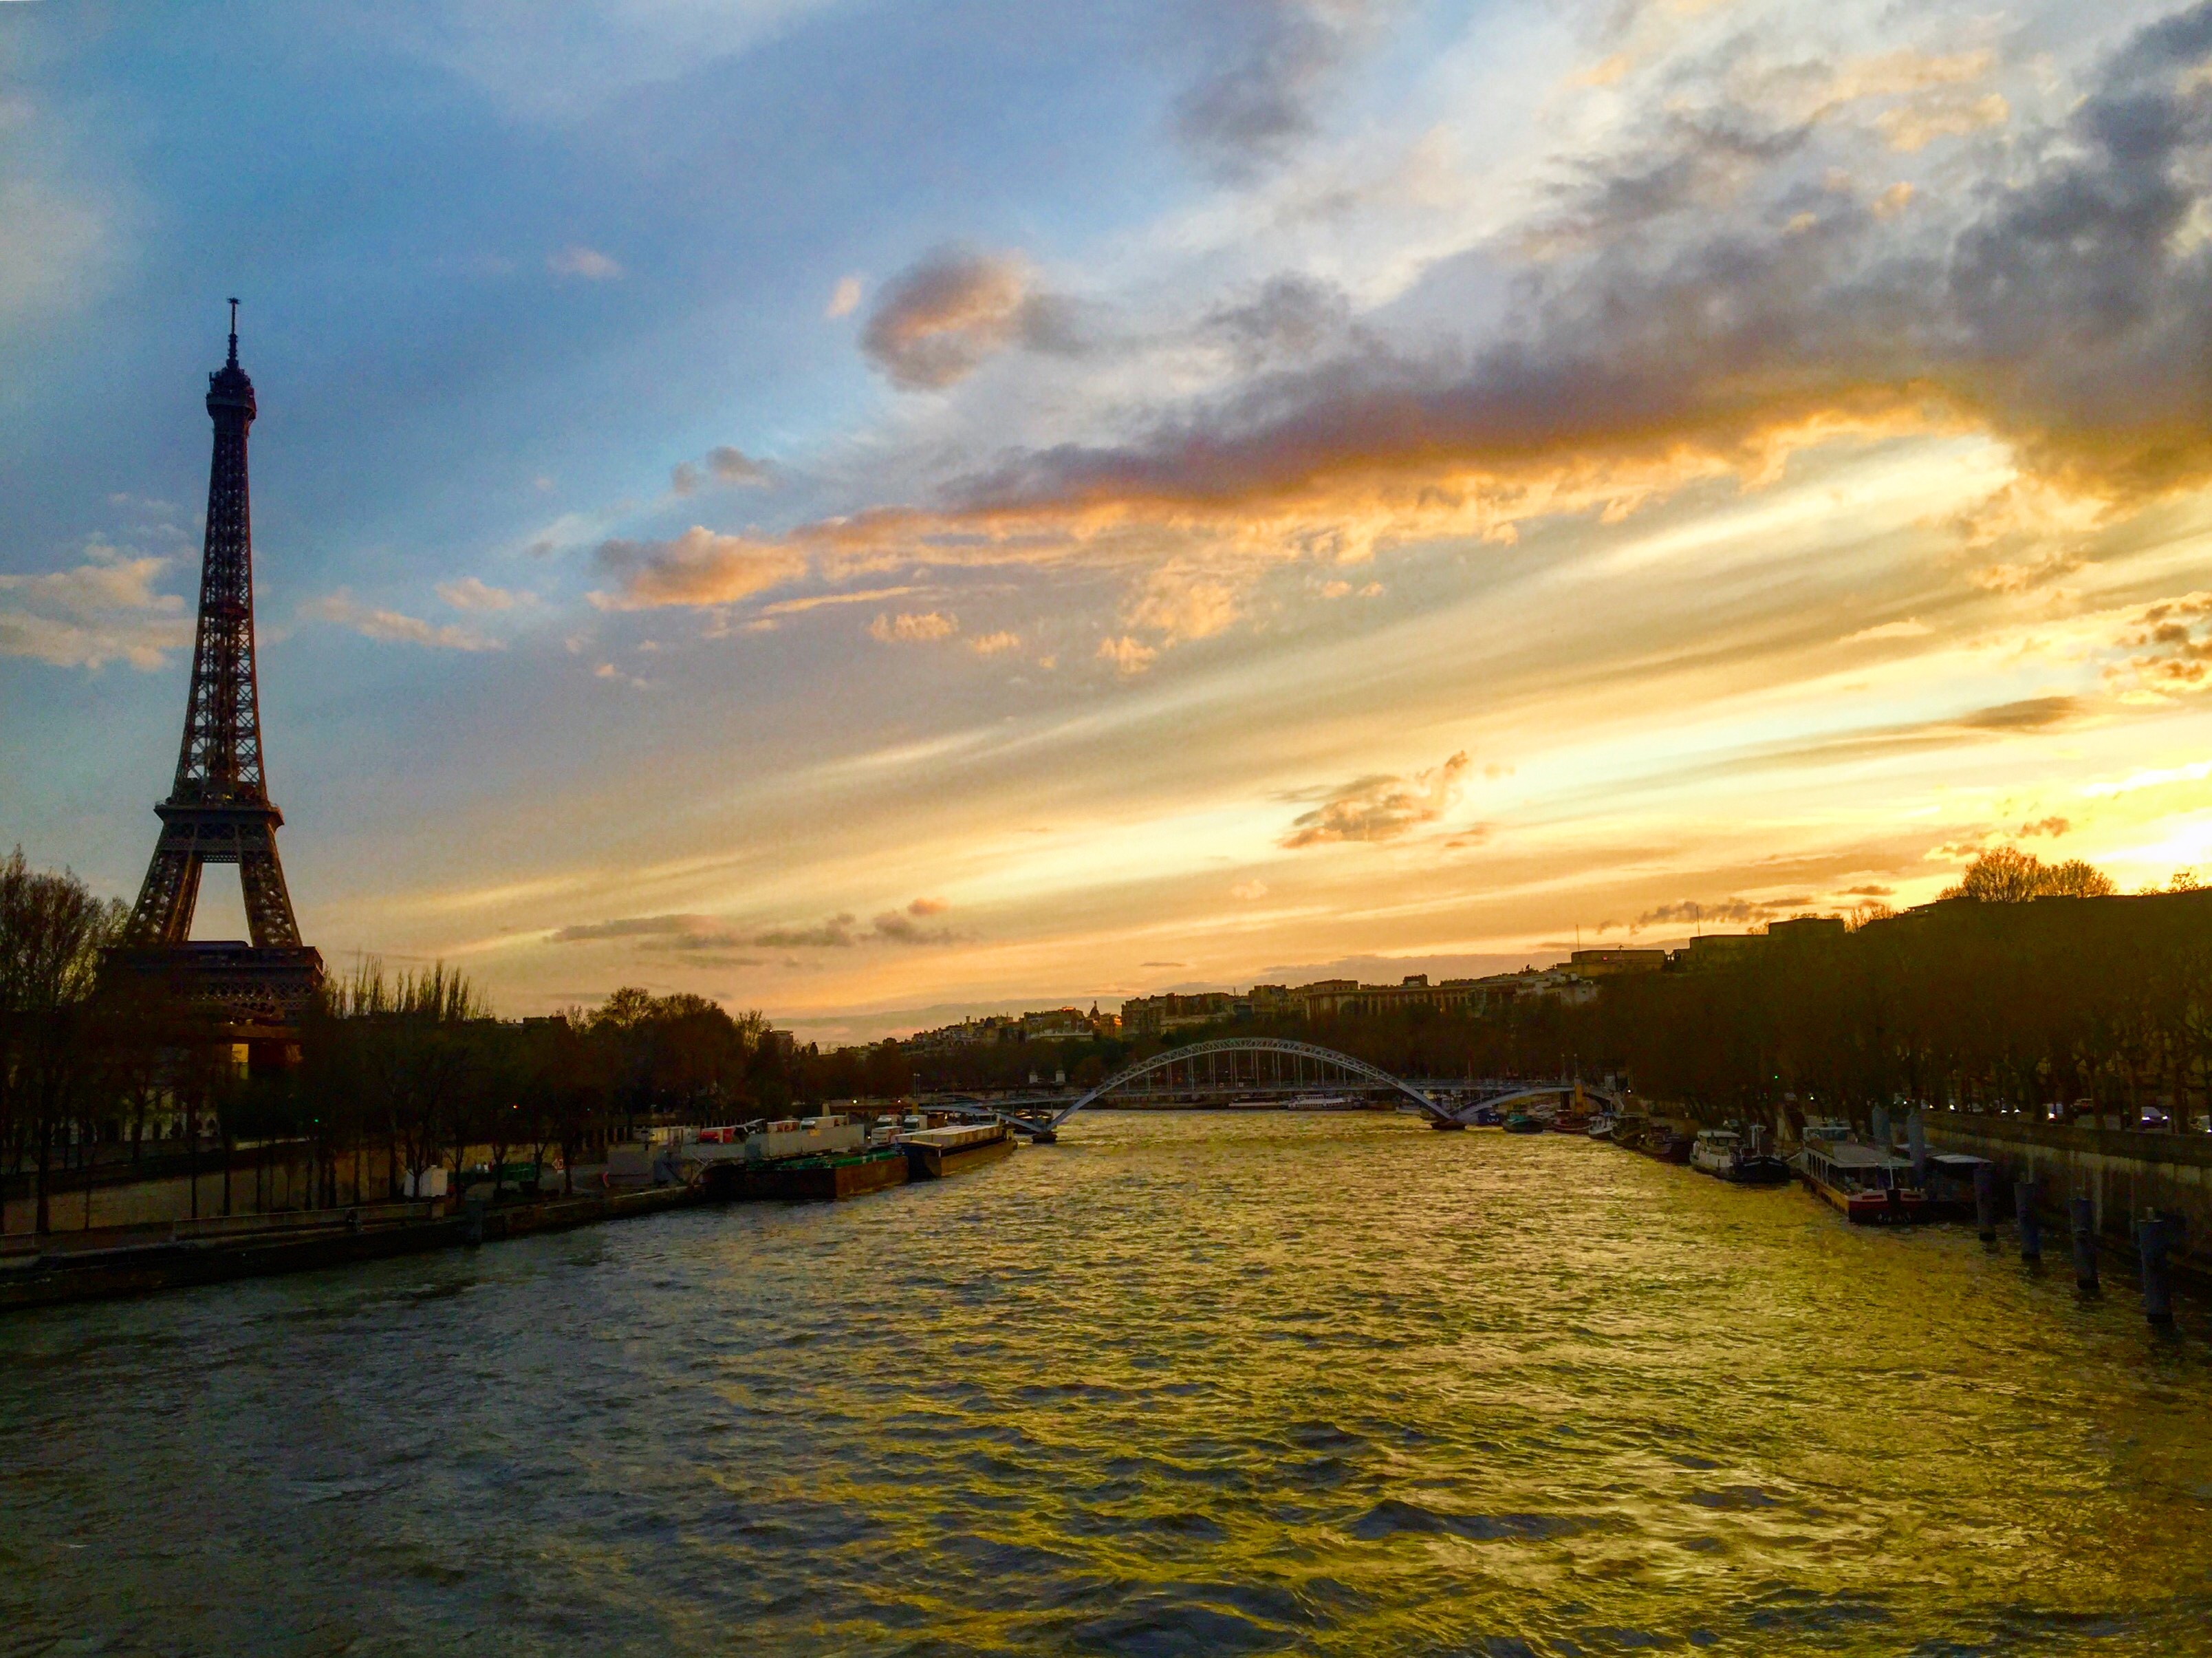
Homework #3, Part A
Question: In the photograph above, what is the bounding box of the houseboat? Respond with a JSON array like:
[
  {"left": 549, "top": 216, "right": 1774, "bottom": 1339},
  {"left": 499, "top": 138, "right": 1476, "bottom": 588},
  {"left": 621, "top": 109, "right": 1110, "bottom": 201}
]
[
  {"left": 1690, "top": 1127, "right": 1793, "bottom": 1185},
  {"left": 1793, "top": 1139, "right": 1929, "bottom": 1224}
]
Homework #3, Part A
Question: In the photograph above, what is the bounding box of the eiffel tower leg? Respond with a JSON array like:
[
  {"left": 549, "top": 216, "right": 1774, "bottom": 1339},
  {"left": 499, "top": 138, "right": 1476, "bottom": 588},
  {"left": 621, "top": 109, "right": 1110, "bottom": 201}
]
[
  {"left": 127, "top": 846, "right": 203, "bottom": 946},
  {"left": 237, "top": 822, "right": 303, "bottom": 949}
]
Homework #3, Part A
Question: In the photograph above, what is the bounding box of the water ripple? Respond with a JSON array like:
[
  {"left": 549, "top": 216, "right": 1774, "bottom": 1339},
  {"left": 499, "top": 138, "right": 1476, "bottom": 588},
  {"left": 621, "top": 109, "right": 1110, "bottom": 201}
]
[{"left": 5, "top": 1112, "right": 2212, "bottom": 1655}]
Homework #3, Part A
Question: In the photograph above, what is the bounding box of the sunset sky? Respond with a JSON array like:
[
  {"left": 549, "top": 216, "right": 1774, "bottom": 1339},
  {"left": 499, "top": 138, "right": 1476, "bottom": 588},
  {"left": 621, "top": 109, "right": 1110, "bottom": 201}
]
[{"left": 8, "top": 0, "right": 2212, "bottom": 1039}]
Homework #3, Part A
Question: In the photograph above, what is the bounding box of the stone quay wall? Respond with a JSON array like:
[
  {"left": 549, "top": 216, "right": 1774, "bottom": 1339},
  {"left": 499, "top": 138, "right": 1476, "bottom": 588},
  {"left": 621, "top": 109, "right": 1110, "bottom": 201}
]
[{"left": 1925, "top": 1115, "right": 2212, "bottom": 1272}]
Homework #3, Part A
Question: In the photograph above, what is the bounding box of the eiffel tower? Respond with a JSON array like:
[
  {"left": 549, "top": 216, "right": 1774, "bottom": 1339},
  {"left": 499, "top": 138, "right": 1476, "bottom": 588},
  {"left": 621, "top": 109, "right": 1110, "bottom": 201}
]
[{"left": 111, "top": 304, "right": 323, "bottom": 1029}]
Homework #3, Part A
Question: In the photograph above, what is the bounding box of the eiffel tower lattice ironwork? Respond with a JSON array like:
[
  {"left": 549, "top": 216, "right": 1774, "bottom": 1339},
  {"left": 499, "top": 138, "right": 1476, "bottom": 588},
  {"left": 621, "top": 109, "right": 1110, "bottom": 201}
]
[{"left": 116, "top": 305, "right": 321, "bottom": 1021}]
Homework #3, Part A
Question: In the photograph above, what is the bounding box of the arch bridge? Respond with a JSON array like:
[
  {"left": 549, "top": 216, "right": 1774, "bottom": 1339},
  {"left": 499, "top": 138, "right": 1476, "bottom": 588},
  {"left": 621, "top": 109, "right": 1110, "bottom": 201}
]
[{"left": 940, "top": 1037, "right": 1627, "bottom": 1139}]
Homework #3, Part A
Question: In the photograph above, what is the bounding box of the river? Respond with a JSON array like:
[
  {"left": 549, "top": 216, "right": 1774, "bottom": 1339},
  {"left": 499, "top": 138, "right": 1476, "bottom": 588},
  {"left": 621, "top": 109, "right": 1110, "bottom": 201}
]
[{"left": 3, "top": 1110, "right": 2209, "bottom": 1656}]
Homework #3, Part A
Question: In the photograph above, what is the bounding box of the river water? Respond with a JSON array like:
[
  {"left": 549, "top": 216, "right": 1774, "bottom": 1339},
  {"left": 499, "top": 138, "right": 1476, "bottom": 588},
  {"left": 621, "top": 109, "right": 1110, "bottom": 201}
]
[{"left": 3, "top": 1111, "right": 2209, "bottom": 1657}]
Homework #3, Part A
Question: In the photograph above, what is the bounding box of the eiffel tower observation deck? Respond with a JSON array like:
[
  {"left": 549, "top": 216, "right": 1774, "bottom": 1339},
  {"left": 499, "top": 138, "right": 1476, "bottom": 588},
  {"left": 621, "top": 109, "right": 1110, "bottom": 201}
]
[{"left": 109, "top": 304, "right": 323, "bottom": 1030}]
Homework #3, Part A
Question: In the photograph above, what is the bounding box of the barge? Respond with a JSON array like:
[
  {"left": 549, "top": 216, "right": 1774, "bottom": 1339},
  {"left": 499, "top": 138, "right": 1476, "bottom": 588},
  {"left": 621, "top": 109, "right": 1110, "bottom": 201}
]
[
  {"left": 901, "top": 1121, "right": 1017, "bottom": 1178},
  {"left": 708, "top": 1145, "right": 911, "bottom": 1202}
]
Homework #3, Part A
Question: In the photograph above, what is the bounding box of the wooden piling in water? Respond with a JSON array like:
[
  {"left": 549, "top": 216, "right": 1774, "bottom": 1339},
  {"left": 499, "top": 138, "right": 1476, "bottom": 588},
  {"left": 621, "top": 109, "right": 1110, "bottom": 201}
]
[
  {"left": 2138, "top": 1215, "right": 2176, "bottom": 1326},
  {"left": 2015, "top": 1178, "right": 2041, "bottom": 1262},
  {"left": 1973, "top": 1161, "right": 1997, "bottom": 1244},
  {"left": 2071, "top": 1196, "right": 2100, "bottom": 1294}
]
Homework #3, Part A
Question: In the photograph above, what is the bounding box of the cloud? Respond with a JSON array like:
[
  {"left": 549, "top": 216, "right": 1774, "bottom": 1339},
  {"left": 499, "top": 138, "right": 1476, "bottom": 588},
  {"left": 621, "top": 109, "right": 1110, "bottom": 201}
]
[
  {"left": 1955, "top": 696, "right": 2081, "bottom": 731},
  {"left": 0, "top": 548, "right": 193, "bottom": 670},
  {"left": 755, "top": 914, "right": 858, "bottom": 949},
  {"left": 0, "top": 610, "right": 192, "bottom": 671},
  {"left": 693, "top": 2, "right": 2212, "bottom": 629},
  {"left": 707, "top": 446, "right": 768, "bottom": 486},
  {"left": 1172, "top": 1, "right": 1384, "bottom": 179},
  {"left": 907, "top": 897, "right": 948, "bottom": 916},
  {"left": 860, "top": 248, "right": 1069, "bottom": 389},
  {"left": 1635, "top": 895, "right": 1810, "bottom": 928},
  {"left": 1097, "top": 636, "right": 1158, "bottom": 675},
  {"left": 1876, "top": 90, "right": 2009, "bottom": 152},
  {"left": 435, "top": 575, "right": 521, "bottom": 612},
  {"left": 2018, "top": 816, "right": 2071, "bottom": 839},
  {"left": 867, "top": 610, "right": 957, "bottom": 643},
  {"left": 1229, "top": 881, "right": 1270, "bottom": 901},
  {"left": 303, "top": 590, "right": 501, "bottom": 651},
  {"left": 545, "top": 914, "right": 761, "bottom": 960},
  {"left": 1124, "top": 568, "right": 1241, "bottom": 643},
  {"left": 826, "top": 274, "right": 863, "bottom": 318},
  {"left": 2116, "top": 592, "right": 2212, "bottom": 692},
  {"left": 591, "top": 526, "right": 805, "bottom": 610},
  {"left": 1839, "top": 884, "right": 1895, "bottom": 896},
  {"left": 547, "top": 245, "right": 622, "bottom": 280},
  {"left": 1281, "top": 751, "right": 1469, "bottom": 848},
  {"left": 552, "top": 914, "right": 717, "bottom": 943},
  {"left": 866, "top": 909, "right": 955, "bottom": 945},
  {"left": 1206, "top": 274, "right": 1352, "bottom": 367},
  {"left": 1843, "top": 618, "right": 1930, "bottom": 643},
  {"left": 968, "top": 629, "right": 1021, "bottom": 655},
  {"left": 672, "top": 446, "right": 771, "bottom": 496},
  {"left": 747, "top": 909, "right": 954, "bottom": 948}
]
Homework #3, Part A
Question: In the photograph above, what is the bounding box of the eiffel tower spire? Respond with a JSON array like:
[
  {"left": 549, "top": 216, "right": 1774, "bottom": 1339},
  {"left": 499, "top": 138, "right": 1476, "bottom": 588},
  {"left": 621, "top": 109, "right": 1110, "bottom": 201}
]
[{"left": 116, "top": 307, "right": 320, "bottom": 1021}]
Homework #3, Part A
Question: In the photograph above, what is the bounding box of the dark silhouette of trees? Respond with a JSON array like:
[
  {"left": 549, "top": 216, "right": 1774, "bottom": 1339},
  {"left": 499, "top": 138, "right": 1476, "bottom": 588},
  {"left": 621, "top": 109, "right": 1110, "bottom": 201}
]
[
  {"left": 1945, "top": 847, "right": 2116, "bottom": 901},
  {"left": 0, "top": 850, "right": 127, "bottom": 1231}
]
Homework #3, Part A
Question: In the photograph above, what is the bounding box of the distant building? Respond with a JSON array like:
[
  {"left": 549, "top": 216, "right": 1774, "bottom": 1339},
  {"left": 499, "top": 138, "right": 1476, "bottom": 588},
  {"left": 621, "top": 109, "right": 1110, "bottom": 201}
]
[
  {"left": 1567, "top": 947, "right": 1668, "bottom": 978},
  {"left": 1667, "top": 916, "right": 1846, "bottom": 971},
  {"left": 1020, "top": 1006, "right": 1094, "bottom": 1041},
  {"left": 1671, "top": 934, "right": 1764, "bottom": 971},
  {"left": 903, "top": 1015, "right": 1017, "bottom": 1052},
  {"left": 1288, "top": 973, "right": 1527, "bottom": 1018},
  {"left": 1765, "top": 915, "right": 1847, "bottom": 945},
  {"left": 1464, "top": 967, "right": 1596, "bottom": 1008},
  {"left": 1120, "top": 991, "right": 1237, "bottom": 1035}
]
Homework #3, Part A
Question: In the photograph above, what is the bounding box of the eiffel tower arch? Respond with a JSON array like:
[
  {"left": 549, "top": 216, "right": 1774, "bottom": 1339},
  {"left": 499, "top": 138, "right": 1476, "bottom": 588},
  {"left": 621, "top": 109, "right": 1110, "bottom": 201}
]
[{"left": 108, "top": 305, "right": 323, "bottom": 1038}]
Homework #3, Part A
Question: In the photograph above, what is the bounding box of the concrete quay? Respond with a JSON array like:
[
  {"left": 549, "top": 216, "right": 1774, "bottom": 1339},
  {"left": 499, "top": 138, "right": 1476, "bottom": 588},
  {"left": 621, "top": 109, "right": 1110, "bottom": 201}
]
[
  {"left": 0, "top": 1184, "right": 702, "bottom": 1315},
  {"left": 1926, "top": 1115, "right": 2212, "bottom": 1283}
]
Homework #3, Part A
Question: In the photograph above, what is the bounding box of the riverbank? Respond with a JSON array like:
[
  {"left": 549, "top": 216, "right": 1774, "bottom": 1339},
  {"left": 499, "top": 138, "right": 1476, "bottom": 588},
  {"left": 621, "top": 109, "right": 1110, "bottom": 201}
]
[{"left": 0, "top": 1184, "right": 704, "bottom": 1313}]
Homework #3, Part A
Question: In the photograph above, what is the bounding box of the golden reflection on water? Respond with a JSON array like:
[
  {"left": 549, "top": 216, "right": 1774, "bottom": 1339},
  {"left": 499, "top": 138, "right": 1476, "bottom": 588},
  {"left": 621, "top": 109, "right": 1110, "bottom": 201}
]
[{"left": 4, "top": 1110, "right": 2212, "bottom": 1655}]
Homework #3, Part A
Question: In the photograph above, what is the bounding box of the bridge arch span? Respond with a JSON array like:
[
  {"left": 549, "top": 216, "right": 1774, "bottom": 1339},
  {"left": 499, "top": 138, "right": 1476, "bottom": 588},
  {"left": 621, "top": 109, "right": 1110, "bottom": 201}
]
[{"left": 1032, "top": 1037, "right": 1442, "bottom": 1131}]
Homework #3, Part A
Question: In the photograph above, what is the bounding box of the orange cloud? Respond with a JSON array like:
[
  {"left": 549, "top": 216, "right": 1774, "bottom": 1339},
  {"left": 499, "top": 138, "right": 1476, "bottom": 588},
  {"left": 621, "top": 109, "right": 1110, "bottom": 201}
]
[
  {"left": 1282, "top": 751, "right": 1471, "bottom": 848},
  {"left": 868, "top": 610, "right": 957, "bottom": 643},
  {"left": 591, "top": 526, "right": 805, "bottom": 610}
]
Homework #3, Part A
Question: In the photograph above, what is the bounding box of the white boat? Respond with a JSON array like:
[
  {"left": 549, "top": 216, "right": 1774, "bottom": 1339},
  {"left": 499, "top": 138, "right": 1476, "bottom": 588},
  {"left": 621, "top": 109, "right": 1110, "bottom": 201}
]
[
  {"left": 1587, "top": 1112, "right": 1616, "bottom": 1139},
  {"left": 1691, "top": 1127, "right": 1742, "bottom": 1176}
]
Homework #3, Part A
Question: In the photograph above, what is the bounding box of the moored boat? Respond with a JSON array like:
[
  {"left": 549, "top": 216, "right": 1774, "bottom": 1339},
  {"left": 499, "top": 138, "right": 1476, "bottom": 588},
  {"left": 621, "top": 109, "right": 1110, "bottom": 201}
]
[
  {"left": 1793, "top": 1139, "right": 1929, "bottom": 1223},
  {"left": 1691, "top": 1126, "right": 1794, "bottom": 1185},
  {"left": 1502, "top": 1111, "right": 1543, "bottom": 1134},
  {"left": 707, "top": 1145, "right": 911, "bottom": 1201},
  {"left": 1587, "top": 1112, "right": 1616, "bottom": 1140},
  {"left": 1690, "top": 1128, "right": 1742, "bottom": 1178}
]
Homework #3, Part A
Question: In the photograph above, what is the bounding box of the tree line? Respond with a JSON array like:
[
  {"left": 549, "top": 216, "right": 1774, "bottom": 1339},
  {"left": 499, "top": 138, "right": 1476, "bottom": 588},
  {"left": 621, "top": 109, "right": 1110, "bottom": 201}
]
[
  {"left": 915, "top": 852, "right": 2212, "bottom": 1132},
  {"left": 0, "top": 850, "right": 920, "bottom": 1233}
]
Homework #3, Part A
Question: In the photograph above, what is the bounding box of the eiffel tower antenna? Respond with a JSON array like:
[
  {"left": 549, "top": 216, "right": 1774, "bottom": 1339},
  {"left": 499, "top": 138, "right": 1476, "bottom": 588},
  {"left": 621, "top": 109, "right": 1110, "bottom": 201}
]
[{"left": 112, "top": 303, "right": 321, "bottom": 1027}]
